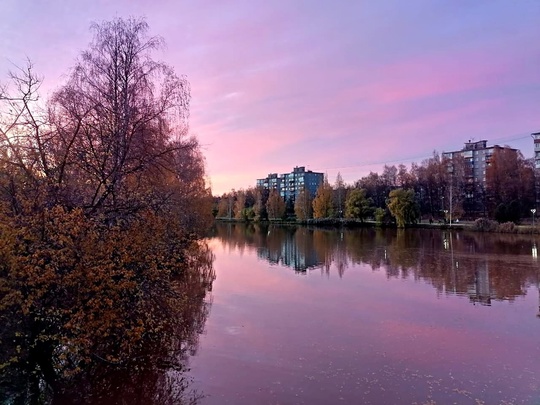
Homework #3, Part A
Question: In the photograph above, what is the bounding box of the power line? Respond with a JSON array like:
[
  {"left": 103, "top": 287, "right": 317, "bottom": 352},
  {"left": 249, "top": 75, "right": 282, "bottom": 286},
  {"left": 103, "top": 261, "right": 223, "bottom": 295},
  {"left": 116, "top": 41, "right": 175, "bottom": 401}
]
[
  {"left": 321, "top": 132, "right": 535, "bottom": 174},
  {"left": 322, "top": 154, "right": 432, "bottom": 171}
]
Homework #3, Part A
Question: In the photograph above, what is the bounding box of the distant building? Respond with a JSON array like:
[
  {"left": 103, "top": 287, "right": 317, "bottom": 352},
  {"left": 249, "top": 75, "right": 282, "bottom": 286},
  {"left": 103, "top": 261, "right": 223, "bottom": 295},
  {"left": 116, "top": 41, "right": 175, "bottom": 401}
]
[
  {"left": 257, "top": 166, "right": 324, "bottom": 202},
  {"left": 256, "top": 173, "right": 281, "bottom": 192},
  {"left": 533, "top": 132, "right": 540, "bottom": 209},
  {"left": 533, "top": 132, "right": 540, "bottom": 170},
  {"left": 442, "top": 140, "right": 517, "bottom": 186}
]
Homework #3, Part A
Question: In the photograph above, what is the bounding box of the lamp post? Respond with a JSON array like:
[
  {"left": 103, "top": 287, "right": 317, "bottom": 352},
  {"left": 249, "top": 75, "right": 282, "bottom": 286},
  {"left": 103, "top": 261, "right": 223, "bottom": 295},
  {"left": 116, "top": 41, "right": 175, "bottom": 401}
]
[
  {"left": 532, "top": 208, "right": 537, "bottom": 232},
  {"left": 441, "top": 195, "right": 445, "bottom": 222}
]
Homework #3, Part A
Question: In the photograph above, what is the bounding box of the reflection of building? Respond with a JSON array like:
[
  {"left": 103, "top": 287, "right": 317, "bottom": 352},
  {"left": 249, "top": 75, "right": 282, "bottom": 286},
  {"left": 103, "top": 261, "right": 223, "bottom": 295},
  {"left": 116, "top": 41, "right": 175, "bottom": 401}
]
[
  {"left": 257, "top": 230, "right": 322, "bottom": 272},
  {"left": 468, "top": 260, "right": 495, "bottom": 305},
  {"left": 256, "top": 166, "right": 324, "bottom": 203}
]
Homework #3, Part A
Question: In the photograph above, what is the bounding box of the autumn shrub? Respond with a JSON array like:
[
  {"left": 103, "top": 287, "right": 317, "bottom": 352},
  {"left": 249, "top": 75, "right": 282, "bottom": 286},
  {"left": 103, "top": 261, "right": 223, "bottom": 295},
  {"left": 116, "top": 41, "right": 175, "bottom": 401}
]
[
  {"left": 471, "top": 218, "right": 499, "bottom": 232},
  {"left": 1, "top": 206, "right": 214, "bottom": 376},
  {"left": 498, "top": 221, "right": 517, "bottom": 233}
]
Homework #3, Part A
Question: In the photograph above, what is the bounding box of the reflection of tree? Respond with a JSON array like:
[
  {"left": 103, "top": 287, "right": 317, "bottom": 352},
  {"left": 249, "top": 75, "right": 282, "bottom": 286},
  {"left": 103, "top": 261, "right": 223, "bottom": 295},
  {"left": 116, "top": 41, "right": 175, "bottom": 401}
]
[
  {"left": 0, "top": 213, "right": 215, "bottom": 403},
  {"left": 213, "top": 223, "right": 538, "bottom": 304}
]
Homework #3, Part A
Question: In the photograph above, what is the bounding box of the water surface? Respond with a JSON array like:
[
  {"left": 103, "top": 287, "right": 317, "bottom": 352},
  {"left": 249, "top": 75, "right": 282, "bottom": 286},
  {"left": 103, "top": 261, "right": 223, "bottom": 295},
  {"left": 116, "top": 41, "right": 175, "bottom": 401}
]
[{"left": 189, "top": 224, "right": 540, "bottom": 404}]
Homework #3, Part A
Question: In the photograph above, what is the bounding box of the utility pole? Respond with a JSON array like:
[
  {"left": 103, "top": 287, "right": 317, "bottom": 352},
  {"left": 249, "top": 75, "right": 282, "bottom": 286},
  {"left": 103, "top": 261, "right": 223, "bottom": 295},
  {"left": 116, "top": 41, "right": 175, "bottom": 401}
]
[{"left": 449, "top": 177, "right": 453, "bottom": 226}]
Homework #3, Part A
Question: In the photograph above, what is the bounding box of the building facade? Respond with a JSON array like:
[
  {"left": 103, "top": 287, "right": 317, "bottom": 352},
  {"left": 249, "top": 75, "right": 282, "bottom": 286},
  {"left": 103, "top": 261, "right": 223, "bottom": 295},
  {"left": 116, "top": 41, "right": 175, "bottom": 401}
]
[
  {"left": 257, "top": 166, "right": 324, "bottom": 202},
  {"left": 533, "top": 132, "right": 540, "bottom": 170},
  {"left": 533, "top": 132, "right": 540, "bottom": 209},
  {"left": 442, "top": 140, "right": 516, "bottom": 186}
]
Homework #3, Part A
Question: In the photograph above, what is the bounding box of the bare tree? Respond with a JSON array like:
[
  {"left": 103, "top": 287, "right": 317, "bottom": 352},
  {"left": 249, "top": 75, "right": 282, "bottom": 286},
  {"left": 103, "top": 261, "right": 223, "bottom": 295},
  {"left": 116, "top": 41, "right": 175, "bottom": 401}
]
[
  {"left": 294, "top": 187, "right": 313, "bottom": 220},
  {"left": 47, "top": 18, "right": 196, "bottom": 220},
  {"left": 334, "top": 172, "right": 345, "bottom": 218}
]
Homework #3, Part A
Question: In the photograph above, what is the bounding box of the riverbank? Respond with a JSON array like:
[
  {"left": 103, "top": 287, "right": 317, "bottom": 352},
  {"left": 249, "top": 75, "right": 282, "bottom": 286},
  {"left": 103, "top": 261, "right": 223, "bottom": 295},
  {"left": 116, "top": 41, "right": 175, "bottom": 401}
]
[{"left": 214, "top": 217, "right": 540, "bottom": 234}]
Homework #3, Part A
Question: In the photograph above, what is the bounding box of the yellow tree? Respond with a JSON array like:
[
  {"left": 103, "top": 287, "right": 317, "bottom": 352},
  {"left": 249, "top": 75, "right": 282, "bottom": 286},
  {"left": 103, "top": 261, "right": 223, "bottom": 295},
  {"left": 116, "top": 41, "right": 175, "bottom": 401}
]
[
  {"left": 216, "top": 195, "right": 230, "bottom": 218},
  {"left": 266, "top": 189, "right": 285, "bottom": 219},
  {"left": 312, "top": 177, "right": 334, "bottom": 219},
  {"left": 294, "top": 187, "right": 313, "bottom": 220},
  {"left": 234, "top": 190, "right": 246, "bottom": 219}
]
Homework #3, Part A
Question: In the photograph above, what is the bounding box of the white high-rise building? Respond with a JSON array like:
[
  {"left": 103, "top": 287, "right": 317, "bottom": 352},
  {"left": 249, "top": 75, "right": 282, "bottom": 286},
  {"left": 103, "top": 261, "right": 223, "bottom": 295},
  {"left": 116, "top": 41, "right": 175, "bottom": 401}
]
[
  {"left": 257, "top": 166, "right": 324, "bottom": 202},
  {"left": 533, "top": 132, "right": 540, "bottom": 170}
]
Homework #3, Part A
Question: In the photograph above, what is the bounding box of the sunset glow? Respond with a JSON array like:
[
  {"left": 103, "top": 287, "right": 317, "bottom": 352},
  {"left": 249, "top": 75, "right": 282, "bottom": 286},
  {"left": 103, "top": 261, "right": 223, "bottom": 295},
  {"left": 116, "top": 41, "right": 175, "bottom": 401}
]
[{"left": 2, "top": 1, "right": 539, "bottom": 194}]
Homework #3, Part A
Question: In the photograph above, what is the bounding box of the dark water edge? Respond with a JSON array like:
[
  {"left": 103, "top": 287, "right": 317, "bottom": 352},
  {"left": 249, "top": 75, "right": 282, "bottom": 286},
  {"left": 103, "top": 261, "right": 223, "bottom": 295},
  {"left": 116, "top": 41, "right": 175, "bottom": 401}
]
[
  {"left": 188, "top": 223, "right": 540, "bottom": 405},
  {"left": 215, "top": 217, "right": 540, "bottom": 234}
]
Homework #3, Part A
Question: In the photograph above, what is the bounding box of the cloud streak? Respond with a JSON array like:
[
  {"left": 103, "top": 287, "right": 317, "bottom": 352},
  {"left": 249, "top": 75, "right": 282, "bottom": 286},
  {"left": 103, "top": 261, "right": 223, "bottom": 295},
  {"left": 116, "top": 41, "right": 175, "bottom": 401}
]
[{"left": 1, "top": 0, "right": 539, "bottom": 193}]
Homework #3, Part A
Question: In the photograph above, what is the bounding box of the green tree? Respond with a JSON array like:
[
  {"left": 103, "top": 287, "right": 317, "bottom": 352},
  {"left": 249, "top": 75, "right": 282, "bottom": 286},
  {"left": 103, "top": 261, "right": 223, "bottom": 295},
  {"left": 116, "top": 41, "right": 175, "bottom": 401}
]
[
  {"left": 294, "top": 187, "right": 313, "bottom": 220},
  {"left": 266, "top": 189, "right": 285, "bottom": 219},
  {"left": 344, "top": 188, "right": 373, "bottom": 221},
  {"left": 312, "top": 177, "right": 334, "bottom": 219},
  {"left": 374, "top": 207, "right": 387, "bottom": 225},
  {"left": 387, "top": 188, "right": 420, "bottom": 228}
]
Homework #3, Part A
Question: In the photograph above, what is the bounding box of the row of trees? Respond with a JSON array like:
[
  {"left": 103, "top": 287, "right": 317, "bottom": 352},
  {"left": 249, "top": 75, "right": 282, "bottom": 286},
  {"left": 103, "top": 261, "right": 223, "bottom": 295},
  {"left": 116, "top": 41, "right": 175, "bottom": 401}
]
[
  {"left": 215, "top": 149, "right": 538, "bottom": 227},
  {"left": 1, "top": 18, "right": 214, "bottom": 401}
]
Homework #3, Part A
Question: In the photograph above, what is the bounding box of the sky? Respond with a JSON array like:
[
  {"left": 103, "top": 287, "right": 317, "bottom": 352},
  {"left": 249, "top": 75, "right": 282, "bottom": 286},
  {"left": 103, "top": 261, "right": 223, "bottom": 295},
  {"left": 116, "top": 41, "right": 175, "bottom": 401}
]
[{"left": 1, "top": 1, "right": 539, "bottom": 195}]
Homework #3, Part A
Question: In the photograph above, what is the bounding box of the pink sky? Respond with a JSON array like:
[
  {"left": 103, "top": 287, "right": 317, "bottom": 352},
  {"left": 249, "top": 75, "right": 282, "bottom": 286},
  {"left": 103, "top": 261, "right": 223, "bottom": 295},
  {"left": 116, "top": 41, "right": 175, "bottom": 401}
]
[{"left": 2, "top": 0, "right": 539, "bottom": 195}]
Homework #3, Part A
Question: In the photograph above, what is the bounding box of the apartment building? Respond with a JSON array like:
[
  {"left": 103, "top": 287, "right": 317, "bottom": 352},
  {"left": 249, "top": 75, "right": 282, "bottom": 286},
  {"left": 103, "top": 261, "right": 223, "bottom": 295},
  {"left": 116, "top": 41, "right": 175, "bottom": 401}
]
[
  {"left": 256, "top": 166, "right": 324, "bottom": 202},
  {"left": 442, "top": 140, "right": 516, "bottom": 186},
  {"left": 533, "top": 132, "right": 540, "bottom": 170}
]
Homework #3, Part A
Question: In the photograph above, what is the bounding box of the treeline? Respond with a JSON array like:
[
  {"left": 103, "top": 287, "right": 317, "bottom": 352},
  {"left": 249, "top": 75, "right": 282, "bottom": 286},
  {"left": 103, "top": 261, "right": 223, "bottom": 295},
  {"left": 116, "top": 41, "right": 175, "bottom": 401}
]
[
  {"left": 215, "top": 151, "right": 537, "bottom": 227},
  {"left": 0, "top": 18, "right": 214, "bottom": 402}
]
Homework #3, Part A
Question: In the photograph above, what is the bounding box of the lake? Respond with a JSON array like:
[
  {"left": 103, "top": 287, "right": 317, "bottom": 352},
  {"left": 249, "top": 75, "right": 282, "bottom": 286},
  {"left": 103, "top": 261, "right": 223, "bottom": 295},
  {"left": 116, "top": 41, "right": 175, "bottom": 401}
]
[{"left": 188, "top": 223, "right": 540, "bottom": 405}]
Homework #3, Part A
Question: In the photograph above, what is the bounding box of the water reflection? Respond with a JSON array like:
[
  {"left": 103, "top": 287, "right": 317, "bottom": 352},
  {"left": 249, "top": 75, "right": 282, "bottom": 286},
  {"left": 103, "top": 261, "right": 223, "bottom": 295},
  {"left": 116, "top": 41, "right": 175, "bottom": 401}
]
[
  {"left": 258, "top": 227, "right": 322, "bottom": 271},
  {"left": 212, "top": 223, "right": 540, "bottom": 308},
  {"left": 0, "top": 241, "right": 215, "bottom": 404},
  {"left": 190, "top": 224, "right": 540, "bottom": 404}
]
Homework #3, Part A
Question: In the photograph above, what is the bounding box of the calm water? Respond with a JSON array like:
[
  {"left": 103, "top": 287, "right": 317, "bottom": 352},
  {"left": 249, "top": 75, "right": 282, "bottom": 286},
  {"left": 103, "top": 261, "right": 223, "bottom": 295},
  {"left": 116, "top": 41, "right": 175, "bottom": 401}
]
[{"left": 188, "top": 223, "right": 540, "bottom": 405}]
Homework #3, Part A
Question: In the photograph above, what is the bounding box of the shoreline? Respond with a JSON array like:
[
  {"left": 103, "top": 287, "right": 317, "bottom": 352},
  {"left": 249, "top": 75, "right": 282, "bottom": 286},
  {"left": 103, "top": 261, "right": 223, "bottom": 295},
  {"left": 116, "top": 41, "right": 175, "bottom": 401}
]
[{"left": 214, "top": 217, "right": 540, "bottom": 234}]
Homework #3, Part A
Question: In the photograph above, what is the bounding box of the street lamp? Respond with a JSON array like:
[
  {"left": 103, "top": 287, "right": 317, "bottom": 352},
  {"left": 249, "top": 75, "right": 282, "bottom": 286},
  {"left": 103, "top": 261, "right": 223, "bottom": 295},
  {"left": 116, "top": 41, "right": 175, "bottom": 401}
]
[
  {"left": 444, "top": 209, "right": 448, "bottom": 224},
  {"left": 532, "top": 208, "right": 537, "bottom": 231}
]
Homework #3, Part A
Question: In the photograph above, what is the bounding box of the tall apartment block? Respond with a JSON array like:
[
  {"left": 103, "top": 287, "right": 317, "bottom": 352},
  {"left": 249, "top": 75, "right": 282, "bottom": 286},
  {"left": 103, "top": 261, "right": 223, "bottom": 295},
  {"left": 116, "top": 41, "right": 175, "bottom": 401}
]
[
  {"left": 257, "top": 166, "right": 324, "bottom": 202},
  {"left": 533, "top": 132, "right": 540, "bottom": 208},
  {"left": 442, "top": 140, "right": 517, "bottom": 186},
  {"left": 533, "top": 132, "right": 540, "bottom": 170}
]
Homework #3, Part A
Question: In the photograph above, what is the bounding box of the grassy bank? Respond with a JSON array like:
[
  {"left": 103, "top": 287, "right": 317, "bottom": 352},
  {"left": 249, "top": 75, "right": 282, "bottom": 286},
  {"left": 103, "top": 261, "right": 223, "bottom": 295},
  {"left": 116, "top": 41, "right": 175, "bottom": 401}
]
[{"left": 215, "top": 217, "right": 540, "bottom": 234}]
